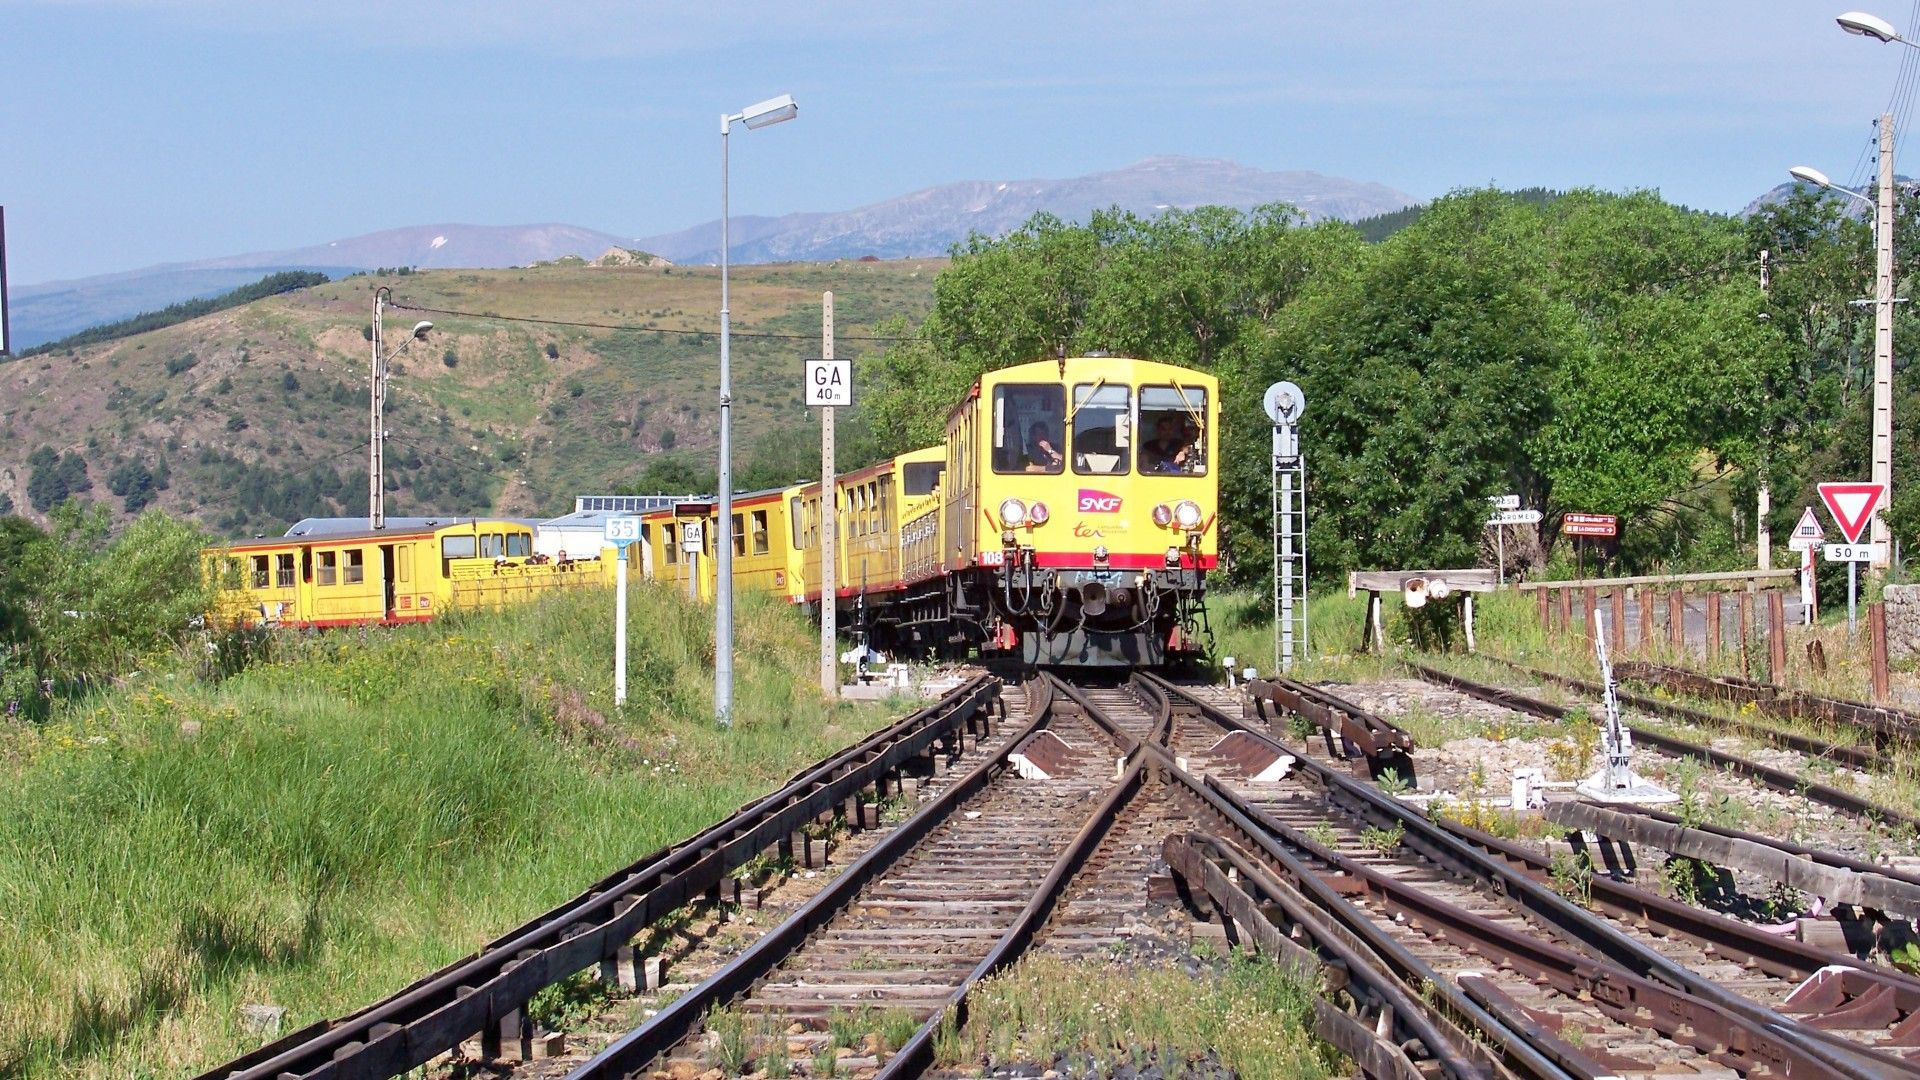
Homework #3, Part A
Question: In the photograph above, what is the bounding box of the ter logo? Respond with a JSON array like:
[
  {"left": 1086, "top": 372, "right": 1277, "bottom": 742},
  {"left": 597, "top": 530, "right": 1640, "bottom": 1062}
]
[{"left": 1078, "top": 489, "right": 1122, "bottom": 513}]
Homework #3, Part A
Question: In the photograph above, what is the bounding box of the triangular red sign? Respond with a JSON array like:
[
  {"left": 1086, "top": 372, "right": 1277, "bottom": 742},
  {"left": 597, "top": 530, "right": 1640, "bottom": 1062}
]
[
  {"left": 1791, "top": 506, "right": 1824, "bottom": 540},
  {"left": 1817, "top": 481, "right": 1887, "bottom": 544}
]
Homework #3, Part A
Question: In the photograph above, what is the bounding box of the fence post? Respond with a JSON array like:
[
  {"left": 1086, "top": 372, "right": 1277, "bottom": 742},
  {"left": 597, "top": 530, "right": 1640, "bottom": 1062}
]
[
  {"left": 1559, "top": 588, "right": 1573, "bottom": 640},
  {"left": 1872, "top": 601, "right": 1891, "bottom": 703},
  {"left": 1582, "top": 586, "right": 1598, "bottom": 641},
  {"left": 1737, "top": 591, "right": 1754, "bottom": 677},
  {"left": 1705, "top": 593, "right": 1721, "bottom": 662},
  {"left": 1537, "top": 587, "right": 1550, "bottom": 634},
  {"left": 1639, "top": 588, "right": 1655, "bottom": 652},
  {"left": 1667, "top": 590, "right": 1684, "bottom": 652},
  {"left": 1768, "top": 589, "right": 1787, "bottom": 684},
  {"left": 1610, "top": 590, "right": 1627, "bottom": 655}
]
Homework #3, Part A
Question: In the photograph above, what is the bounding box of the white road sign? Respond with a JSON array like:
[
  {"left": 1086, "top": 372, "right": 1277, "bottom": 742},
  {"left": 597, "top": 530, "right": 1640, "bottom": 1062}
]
[
  {"left": 1488, "top": 494, "right": 1520, "bottom": 512},
  {"left": 603, "top": 516, "right": 641, "bottom": 546},
  {"left": 806, "top": 359, "right": 852, "bottom": 407},
  {"left": 1824, "top": 542, "right": 1887, "bottom": 563},
  {"left": 1486, "top": 509, "right": 1543, "bottom": 527},
  {"left": 681, "top": 520, "right": 705, "bottom": 552},
  {"left": 1787, "top": 506, "right": 1824, "bottom": 552}
]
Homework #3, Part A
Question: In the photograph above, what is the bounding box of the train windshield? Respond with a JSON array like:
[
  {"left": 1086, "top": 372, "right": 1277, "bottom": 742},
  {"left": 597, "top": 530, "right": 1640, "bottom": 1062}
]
[
  {"left": 1138, "top": 385, "right": 1208, "bottom": 476},
  {"left": 991, "top": 384, "right": 1066, "bottom": 474},
  {"left": 1070, "top": 383, "right": 1130, "bottom": 475}
]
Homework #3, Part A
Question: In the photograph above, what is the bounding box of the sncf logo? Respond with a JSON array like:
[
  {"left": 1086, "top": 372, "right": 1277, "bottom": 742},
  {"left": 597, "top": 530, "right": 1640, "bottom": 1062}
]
[{"left": 1078, "top": 489, "right": 1122, "bottom": 513}]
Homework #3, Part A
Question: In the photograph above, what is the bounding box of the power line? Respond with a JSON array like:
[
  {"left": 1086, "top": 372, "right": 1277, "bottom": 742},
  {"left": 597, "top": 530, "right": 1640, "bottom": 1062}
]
[{"left": 387, "top": 300, "right": 913, "bottom": 343}]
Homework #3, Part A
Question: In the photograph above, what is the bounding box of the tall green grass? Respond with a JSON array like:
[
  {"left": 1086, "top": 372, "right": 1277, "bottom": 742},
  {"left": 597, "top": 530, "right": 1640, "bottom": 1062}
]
[{"left": 0, "top": 583, "right": 894, "bottom": 1079}]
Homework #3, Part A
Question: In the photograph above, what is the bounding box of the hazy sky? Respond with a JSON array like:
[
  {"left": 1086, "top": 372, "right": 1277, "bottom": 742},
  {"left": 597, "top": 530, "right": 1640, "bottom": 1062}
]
[{"left": 4, "top": 1, "right": 1916, "bottom": 283}]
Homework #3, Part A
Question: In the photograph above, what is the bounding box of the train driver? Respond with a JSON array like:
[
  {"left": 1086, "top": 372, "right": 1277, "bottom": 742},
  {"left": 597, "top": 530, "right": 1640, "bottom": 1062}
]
[
  {"left": 1024, "top": 422, "right": 1064, "bottom": 472},
  {"left": 1144, "top": 416, "right": 1197, "bottom": 473}
]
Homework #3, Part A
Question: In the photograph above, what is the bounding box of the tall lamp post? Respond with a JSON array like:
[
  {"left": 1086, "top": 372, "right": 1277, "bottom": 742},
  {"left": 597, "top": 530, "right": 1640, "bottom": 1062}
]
[
  {"left": 715, "top": 93, "right": 799, "bottom": 726},
  {"left": 369, "top": 286, "right": 432, "bottom": 529},
  {"left": 1833, "top": 10, "right": 1909, "bottom": 571}
]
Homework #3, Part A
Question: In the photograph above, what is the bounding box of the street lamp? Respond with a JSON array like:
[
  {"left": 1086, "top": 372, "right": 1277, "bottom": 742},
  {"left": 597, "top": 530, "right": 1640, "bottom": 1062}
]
[
  {"left": 1834, "top": 10, "right": 1909, "bottom": 570},
  {"left": 715, "top": 92, "right": 798, "bottom": 726},
  {"left": 1788, "top": 165, "right": 1874, "bottom": 208},
  {"left": 370, "top": 285, "right": 432, "bottom": 529}
]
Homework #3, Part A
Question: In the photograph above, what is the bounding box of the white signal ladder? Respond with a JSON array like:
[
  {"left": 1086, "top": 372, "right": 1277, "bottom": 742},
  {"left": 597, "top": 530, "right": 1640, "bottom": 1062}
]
[{"left": 1272, "top": 439, "right": 1309, "bottom": 673}]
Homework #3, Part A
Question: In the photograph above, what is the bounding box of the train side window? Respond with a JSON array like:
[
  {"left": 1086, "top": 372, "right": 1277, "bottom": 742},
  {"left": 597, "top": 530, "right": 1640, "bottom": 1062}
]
[
  {"left": 991, "top": 384, "right": 1066, "bottom": 474},
  {"left": 506, "top": 533, "right": 530, "bottom": 558},
  {"left": 480, "top": 533, "right": 503, "bottom": 559},
  {"left": 791, "top": 497, "right": 805, "bottom": 549},
  {"left": 662, "top": 523, "right": 679, "bottom": 564},
  {"left": 878, "top": 483, "right": 890, "bottom": 534},
  {"left": 251, "top": 554, "right": 270, "bottom": 589},
  {"left": 345, "top": 549, "right": 366, "bottom": 584},
  {"left": 397, "top": 547, "right": 412, "bottom": 584},
  {"left": 903, "top": 461, "right": 944, "bottom": 496},
  {"left": 443, "top": 535, "right": 478, "bottom": 559},
  {"left": 1137, "top": 385, "right": 1210, "bottom": 476},
  {"left": 732, "top": 513, "right": 747, "bottom": 558},
  {"left": 751, "top": 510, "right": 769, "bottom": 555},
  {"left": 1071, "top": 383, "right": 1131, "bottom": 475},
  {"left": 317, "top": 550, "right": 338, "bottom": 586},
  {"left": 274, "top": 553, "right": 295, "bottom": 588}
]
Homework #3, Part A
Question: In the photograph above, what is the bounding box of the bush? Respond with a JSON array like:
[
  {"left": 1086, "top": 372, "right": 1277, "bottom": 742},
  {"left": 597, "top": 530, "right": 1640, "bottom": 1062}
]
[
  {"left": 442, "top": 348, "right": 459, "bottom": 369},
  {"left": 165, "top": 354, "right": 199, "bottom": 377},
  {"left": 545, "top": 342, "right": 561, "bottom": 360}
]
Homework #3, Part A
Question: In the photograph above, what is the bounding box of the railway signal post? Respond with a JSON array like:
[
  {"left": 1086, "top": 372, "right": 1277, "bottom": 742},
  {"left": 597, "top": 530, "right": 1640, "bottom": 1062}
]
[
  {"left": 605, "top": 516, "right": 642, "bottom": 705},
  {"left": 1265, "top": 382, "right": 1307, "bottom": 673}
]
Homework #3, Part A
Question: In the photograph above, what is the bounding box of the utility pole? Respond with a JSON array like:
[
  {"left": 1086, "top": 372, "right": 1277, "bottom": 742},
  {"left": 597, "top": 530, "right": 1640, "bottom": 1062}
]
[
  {"left": 1873, "top": 111, "right": 1896, "bottom": 574},
  {"left": 820, "top": 292, "right": 838, "bottom": 697},
  {"left": 369, "top": 289, "right": 387, "bottom": 530},
  {"left": 1758, "top": 248, "right": 1771, "bottom": 572}
]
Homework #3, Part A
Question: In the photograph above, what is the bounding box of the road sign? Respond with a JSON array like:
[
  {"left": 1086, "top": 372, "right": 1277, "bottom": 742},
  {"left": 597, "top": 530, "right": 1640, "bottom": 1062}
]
[
  {"left": 1818, "top": 481, "right": 1886, "bottom": 544},
  {"left": 1825, "top": 541, "right": 1887, "bottom": 563},
  {"left": 805, "top": 359, "right": 852, "bottom": 407},
  {"left": 1563, "top": 513, "right": 1618, "bottom": 538},
  {"left": 681, "top": 520, "right": 705, "bottom": 552},
  {"left": 603, "top": 515, "right": 641, "bottom": 547},
  {"left": 1263, "top": 381, "right": 1304, "bottom": 425},
  {"left": 1486, "top": 509, "right": 1542, "bottom": 526},
  {"left": 1488, "top": 494, "right": 1520, "bottom": 512},
  {"left": 1787, "top": 506, "right": 1825, "bottom": 553}
]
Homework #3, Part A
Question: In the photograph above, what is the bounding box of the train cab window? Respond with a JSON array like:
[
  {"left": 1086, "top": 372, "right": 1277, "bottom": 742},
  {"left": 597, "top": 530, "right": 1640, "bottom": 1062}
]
[
  {"left": 251, "top": 555, "right": 270, "bottom": 589},
  {"left": 992, "top": 384, "right": 1066, "bottom": 474},
  {"left": 317, "top": 551, "right": 338, "bottom": 586},
  {"left": 903, "top": 461, "right": 944, "bottom": 496},
  {"left": 731, "top": 513, "right": 747, "bottom": 558},
  {"left": 1070, "top": 383, "right": 1131, "bottom": 476},
  {"left": 1138, "top": 385, "right": 1209, "bottom": 476},
  {"left": 750, "top": 510, "right": 769, "bottom": 555},
  {"left": 274, "top": 553, "right": 295, "bottom": 589},
  {"left": 345, "top": 549, "right": 366, "bottom": 584},
  {"left": 480, "top": 533, "right": 504, "bottom": 559},
  {"left": 443, "top": 535, "right": 478, "bottom": 560},
  {"left": 662, "top": 523, "right": 679, "bottom": 564},
  {"left": 506, "top": 533, "right": 531, "bottom": 558}
]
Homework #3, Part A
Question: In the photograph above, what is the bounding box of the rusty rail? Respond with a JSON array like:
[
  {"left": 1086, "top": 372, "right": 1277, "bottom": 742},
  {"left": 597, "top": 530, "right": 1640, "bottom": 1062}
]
[
  {"left": 1245, "top": 676, "right": 1415, "bottom": 780},
  {"left": 1618, "top": 659, "right": 1920, "bottom": 747}
]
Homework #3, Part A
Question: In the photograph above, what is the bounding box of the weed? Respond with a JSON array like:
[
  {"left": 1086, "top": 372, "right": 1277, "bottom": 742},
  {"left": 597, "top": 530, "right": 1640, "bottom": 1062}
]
[
  {"left": 826, "top": 1006, "right": 867, "bottom": 1050},
  {"left": 812, "top": 1048, "right": 839, "bottom": 1077},
  {"left": 1548, "top": 849, "right": 1593, "bottom": 906},
  {"left": 1304, "top": 821, "right": 1340, "bottom": 850},
  {"left": 879, "top": 1007, "right": 919, "bottom": 1051},
  {"left": 527, "top": 970, "right": 617, "bottom": 1031},
  {"left": 706, "top": 1005, "right": 752, "bottom": 1073},
  {"left": 1360, "top": 823, "right": 1405, "bottom": 857},
  {"left": 1377, "top": 769, "right": 1412, "bottom": 796},
  {"left": 760, "top": 1014, "right": 792, "bottom": 1077}
]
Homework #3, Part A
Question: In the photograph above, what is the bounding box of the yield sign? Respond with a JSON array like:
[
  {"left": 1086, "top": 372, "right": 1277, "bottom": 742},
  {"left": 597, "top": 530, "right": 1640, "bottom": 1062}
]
[{"left": 1818, "top": 481, "right": 1887, "bottom": 544}]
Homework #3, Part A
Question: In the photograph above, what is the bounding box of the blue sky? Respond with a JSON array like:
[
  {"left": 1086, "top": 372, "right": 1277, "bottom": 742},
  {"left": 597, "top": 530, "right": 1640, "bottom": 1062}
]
[{"left": 2, "top": 0, "right": 1914, "bottom": 283}]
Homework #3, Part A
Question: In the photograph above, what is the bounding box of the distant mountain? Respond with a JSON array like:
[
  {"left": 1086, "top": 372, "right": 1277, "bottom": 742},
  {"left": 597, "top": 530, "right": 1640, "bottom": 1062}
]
[
  {"left": 637, "top": 155, "right": 1417, "bottom": 264},
  {"left": 1743, "top": 178, "right": 1920, "bottom": 218},
  {"left": 11, "top": 157, "right": 1416, "bottom": 348},
  {"left": 10, "top": 224, "right": 628, "bottom": 349}
]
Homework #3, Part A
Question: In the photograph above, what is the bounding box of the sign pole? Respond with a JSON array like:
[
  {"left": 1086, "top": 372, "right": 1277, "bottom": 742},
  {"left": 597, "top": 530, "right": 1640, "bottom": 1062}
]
[
  {"left": 1850, "top": 560, "right": 1859, "bottom": 643},
  {"left": 820, "top": 292, "right": 837, "bottom": 697},
  {"left": 1496, "top": 523, "right": 1505, "bottom": 587},
  {"left": 615, "top": 547, "right": 629, "bottom": 705}
]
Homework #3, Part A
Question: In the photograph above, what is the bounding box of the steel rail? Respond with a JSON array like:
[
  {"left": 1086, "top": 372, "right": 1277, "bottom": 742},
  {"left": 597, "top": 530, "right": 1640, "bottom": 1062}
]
[
  {"left": 1146, "top": 673, "right": 1920, "bottom": 1079},
  {"left": 1618, "top": 659, "right": 1920, "bottom": 747},
  {"left": 1246, "top": 676, "right": 1415, "bottom": 764},
  {"left": 199, "top": 675, "right": 1000, "bottom": 1080},
  {"left": 1405, "top": 659, "right": 1920, "bottom": 832}
]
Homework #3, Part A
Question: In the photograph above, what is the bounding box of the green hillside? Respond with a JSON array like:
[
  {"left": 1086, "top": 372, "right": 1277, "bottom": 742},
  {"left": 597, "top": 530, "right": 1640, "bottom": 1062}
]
[{"left": 0, "top": 260, "right": 940, "bottom": 537}]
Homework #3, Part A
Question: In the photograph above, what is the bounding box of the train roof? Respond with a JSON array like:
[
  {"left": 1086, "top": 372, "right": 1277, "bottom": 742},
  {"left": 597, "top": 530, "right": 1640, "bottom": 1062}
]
[{"left": 215, "top": 517, "right": 538, "bottom": 551}]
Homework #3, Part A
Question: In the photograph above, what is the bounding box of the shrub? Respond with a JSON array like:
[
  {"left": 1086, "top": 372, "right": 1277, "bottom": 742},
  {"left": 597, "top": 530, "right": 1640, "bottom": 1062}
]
[{"left": 165, "top": 353, "right": 199, "bottom": 377}]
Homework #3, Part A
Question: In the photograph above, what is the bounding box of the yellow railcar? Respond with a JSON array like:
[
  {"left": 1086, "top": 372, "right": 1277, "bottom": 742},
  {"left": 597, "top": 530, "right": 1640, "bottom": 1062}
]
[{"left": 208, "top": 519, "right": 613, "bottom": 628}]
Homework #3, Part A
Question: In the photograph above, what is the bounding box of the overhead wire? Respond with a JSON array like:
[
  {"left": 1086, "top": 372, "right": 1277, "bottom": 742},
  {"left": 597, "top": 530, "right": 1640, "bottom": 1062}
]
[{"left": 387, "top": 300, "right": 913, "bottom": 343}]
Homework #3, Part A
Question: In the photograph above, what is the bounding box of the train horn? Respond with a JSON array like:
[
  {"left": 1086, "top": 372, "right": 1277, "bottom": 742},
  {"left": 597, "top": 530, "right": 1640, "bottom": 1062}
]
[
  {"left": 1081, "top": 580, "right": 1109, "bottom": 617},
  {"left": 1403, "top": 577, "right": 1429, "bottom": 609}
]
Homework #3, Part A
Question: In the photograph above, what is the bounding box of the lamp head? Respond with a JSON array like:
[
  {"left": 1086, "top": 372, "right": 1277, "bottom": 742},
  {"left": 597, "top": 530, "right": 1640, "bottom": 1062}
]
[
  {"left": 1838, "top": 10, "right": 1902, "bottom": 42},
  {"left": 411, "top": 321, "right": 433, "bottom": 340},
  {"left": 1789, "top": 165, "right": 1833, "bottom": 188},
  {"left": 738, "top": 93, "right": 798, "bottom": 129}
]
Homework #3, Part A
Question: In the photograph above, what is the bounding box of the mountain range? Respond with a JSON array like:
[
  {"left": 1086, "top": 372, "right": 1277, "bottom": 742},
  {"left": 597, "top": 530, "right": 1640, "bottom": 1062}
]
[{"left": 8, "top": 156, "right": 1418, "bottom": 349}]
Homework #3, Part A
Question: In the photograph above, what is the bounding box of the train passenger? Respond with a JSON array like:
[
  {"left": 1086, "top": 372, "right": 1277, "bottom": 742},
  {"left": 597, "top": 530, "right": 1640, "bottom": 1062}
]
[{"left": 1144, "top": 416, "right": 1197, "bottom": 473}]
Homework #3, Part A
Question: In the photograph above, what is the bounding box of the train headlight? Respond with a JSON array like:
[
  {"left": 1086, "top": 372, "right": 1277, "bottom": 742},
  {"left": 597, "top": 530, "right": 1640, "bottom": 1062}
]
[
  {"left": 1093, "top": 544, "right": 1110, "bottom": 563},
  {"left": 1174, "top": 500, "right": 1203, "bottom": 530},
  {"left": 1165, "top": 546, "right": 1182, "bottom": 567},
  {"left": 1028, "top": 501, "right": 1050, "bottom": 525},
  {"left": 1152, "top": 503, "right": 1173, "bottom": 527},
  {"left": 999, "top": 498, "right": 1028, "bottom": 528}
]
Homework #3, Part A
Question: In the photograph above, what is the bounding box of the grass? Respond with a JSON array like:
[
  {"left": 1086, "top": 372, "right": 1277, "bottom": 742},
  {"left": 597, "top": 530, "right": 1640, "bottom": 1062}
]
[
  {"left": 942, "top": 952, "right": 1342, "bottom": 1078},
  {"left": 0, "top": 582, "right": 896, "bottom": 1079}
]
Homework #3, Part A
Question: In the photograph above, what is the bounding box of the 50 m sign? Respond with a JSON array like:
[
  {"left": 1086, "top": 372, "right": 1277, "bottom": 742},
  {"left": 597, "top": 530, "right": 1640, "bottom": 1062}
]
[{"left": 805, "top": 359, "right": 851, "bottom": 407}]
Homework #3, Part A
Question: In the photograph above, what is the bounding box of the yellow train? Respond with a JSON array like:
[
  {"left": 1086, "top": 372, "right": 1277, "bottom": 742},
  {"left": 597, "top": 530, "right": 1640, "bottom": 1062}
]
[
  {"left": 206, "top": 354, "right": 1219, "bottom": 666},
  {"left": 648, "top": 355, "right": 1219, "bottom": 666},
  {"left": 208, "top": 518, "right": 613, "bottom": 628}
]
